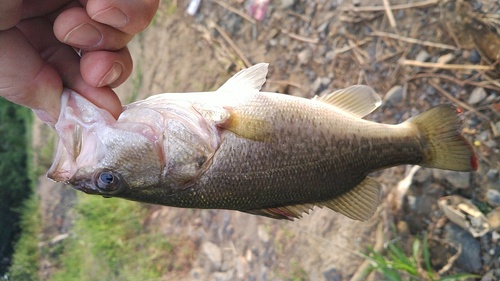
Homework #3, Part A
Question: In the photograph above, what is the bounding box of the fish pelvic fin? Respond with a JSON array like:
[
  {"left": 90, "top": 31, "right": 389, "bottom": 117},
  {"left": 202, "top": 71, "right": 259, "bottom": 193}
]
[
  {"left": 313, "top": 85, "right": 382, "bottom": 118},
  {"left": 406, "top": 104, "right": 478, "bottom": 171},
  {"left": 243, "top": 177, "right": 381, "bottom": 221}
]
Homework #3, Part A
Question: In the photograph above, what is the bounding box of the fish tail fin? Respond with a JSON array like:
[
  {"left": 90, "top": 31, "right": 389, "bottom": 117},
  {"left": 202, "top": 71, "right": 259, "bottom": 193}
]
[{"left": 406, "top": 104, "right": 477, "bottom": 171}]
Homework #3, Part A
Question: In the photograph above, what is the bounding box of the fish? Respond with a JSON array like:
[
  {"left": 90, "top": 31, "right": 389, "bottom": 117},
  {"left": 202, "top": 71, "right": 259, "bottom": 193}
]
[{"left": 47, "top": 63, "right": 478, "bottom": 221}]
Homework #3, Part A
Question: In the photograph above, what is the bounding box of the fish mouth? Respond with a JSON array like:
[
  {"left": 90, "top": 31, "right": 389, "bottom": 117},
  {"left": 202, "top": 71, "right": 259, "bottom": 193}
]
[{"left": 68, "top": 178, "right": 100, "bottom": 195}]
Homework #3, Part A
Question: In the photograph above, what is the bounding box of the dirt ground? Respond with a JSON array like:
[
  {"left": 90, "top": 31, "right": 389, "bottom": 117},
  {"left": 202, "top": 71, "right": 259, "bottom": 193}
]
[{"left": 35, "top": 0, "right": 500, "bottom": 280}]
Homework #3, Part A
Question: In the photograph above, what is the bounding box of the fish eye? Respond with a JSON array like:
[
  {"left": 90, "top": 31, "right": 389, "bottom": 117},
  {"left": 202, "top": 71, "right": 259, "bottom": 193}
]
[{"left": 94, "top": 170, "right": 121, "bottom": 193}]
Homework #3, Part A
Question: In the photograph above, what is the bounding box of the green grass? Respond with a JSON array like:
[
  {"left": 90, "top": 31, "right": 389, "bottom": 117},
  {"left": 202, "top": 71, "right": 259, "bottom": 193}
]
[
  {"left": 361, "top": 231, "right": 480, "bottom": 281},
  {"left": 50, "top": 196, "right": 185, "bottom": 281},
  {"left": 5, "top": 194, "right": 41, "bottom": 281}
]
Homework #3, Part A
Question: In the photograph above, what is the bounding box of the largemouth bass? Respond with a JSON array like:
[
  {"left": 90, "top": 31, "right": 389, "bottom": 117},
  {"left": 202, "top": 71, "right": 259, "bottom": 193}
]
[{"left": 47, "top": 63, "right": 477, "bottom": 221}]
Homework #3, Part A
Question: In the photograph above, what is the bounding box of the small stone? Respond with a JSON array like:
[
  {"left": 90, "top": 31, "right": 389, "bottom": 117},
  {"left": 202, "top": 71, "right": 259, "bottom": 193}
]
[
  {"left": 202, "top": 241, "right": 222, "bottom": 270},
  {"left": 311, "top": 77, "right": 331, "bottom": 95},
  {"left": 483, "top": 140, "right": 498, "bottom": 149},
  {"left": 487, "top": 207, "right": 500, "bottom": 230},
  {"left": 257, "top": 225, "right": 270, "bottom": 243},
  {"left": 469, "top": 49, "right": 482, "bottom": 64},
  {"left": 432, "top": 170, "right": 470, "bottom": 189},
  {"left": 415, "top": 50, "right": 430, "bottom": 62},
  {"left": 214, "top": 270, "right": 235, "bottom": 281},
  {"left": 414, "top": 169, "right": 432, "bottom": 183},
  {"left": 323, "top": 267, "right": 342, "bottom": 281},
  {"left": 384, "top": 85, "right": 403, "bottom": 106},
  {"left": 325, "top": 50, "right": 336, "bottom": 62},
  {"left": 444, "top": 223, "right": 483, "bottom": 273},
  {"left": 487, "top": 189, "right": 500, "bottom": 207},
  {"left": 468, "top": 87, "right": 487, "bottom": 105},
  {"left": 297, "top": 49, "right": 312, "bottom": 65},
  {"left": 437, "top": 53, "right": 455, "bottom": 64},
  {"left": 481, "top": 269, "right": 500, "bottom": 281},
  {"left": 281, "top": 0, "right": 295, "bottom": 9}
]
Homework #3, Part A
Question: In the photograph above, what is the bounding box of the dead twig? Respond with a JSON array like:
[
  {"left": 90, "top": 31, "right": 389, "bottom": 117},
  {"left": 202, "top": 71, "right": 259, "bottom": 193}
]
[
  {"left": 400, "top": 59, "right": 494, "bottom": 71},
  {"left": 428, "top": 80, "right": 491, "bottom": 121},
  {"left": 209, "top": 21, "right": 252, "bottom": 68},
  {"left": 266, "top": 79, "right": 303, "bottom": 89},
  {"left": 405, "top": 73, "right": 500, "bottom": 92},
  {"left": 341, "top": 0, "right": 439, "bottom": 12},
  {"left": 280, "top": 29, "right": 319, "bottom": 44},
  {"left": 371, "top": 31, "right": 458, "bottom": 50},
  {"left": 382, "top": 0, "right": 397, "bottom": 28},
  {"left": 212, "top": 0, "right": 256, "bottom": 24}
]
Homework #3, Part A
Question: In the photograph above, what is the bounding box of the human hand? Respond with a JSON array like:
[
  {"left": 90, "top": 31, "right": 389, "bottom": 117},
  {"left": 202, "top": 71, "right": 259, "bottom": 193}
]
[{"left": 0, "top": 0, "right": 159, "bottom": 124}]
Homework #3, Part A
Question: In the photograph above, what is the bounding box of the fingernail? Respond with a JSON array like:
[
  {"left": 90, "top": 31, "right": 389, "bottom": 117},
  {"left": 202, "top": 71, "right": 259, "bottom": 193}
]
[
  {"left": 64, "top": 23, "right": 102, "bottom": 47},
  {"left": 33, "top": 109, "right": 57, "bottom": 127},
  {"left": 91, "top": 7, "right": 128, "bottom": 28},
  {"left": 98, "top": 63, "right": 123, "bottom": 87}
]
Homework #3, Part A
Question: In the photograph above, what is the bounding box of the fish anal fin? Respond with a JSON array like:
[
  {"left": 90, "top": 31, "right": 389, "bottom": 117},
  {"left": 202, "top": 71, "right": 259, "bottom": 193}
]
[
  {"left": 219, "top": 108, "right": 272, "bottom": 141},
  {"left": 314, "top": 85, "right": 382, "bottom": 118},
  {"left": 320, "top": 177, "right": 382, "bottom": 221},
  {"left": 244, "top": 203, "right": 315, "bottom": 220},
  {"left": 244, "top": 178, "right": 381, "bottom": 221}
]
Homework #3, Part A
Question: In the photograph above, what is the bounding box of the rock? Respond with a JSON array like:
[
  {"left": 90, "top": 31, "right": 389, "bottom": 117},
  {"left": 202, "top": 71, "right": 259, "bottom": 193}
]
[
  {"left": 469, "top": 49, "right": 482, "bottom": 63},
  {"left": 281, "top": 0, "right": 295, "bottom": 10},
  {"left": 311, "top": 77, "right": 331, "bottom": 95},
  {"left": 483, "top": 139, "right": 498, "bottom": 149},
  {"left": 481, "top": 269, "right": 500, "bottom": 281},
  {"left": 415, "top": 50, "right": 430, "bottom": 62},
  {"left": 325, "top": 50, "right": 336, "bottom": 62},
  {"left": 384, "top": 85, "right": 403, "bottom": 106},
  {"left": 468, "top": 87, "right": 487, "bottom": 105},
  {"left": 487, "top": 189, "right": 500, "bottom": 207},
  {"left": 214, "top": 270, "right": 235, "bottom": 281},
  {"left": 487, "top": 207, "right": 500, "bottom": 230},
  {"left": 432, "top": 170, "right": 470, "bottom": 189},
  {"left": 414, "top": 168, "right": 432, "bottom": 183},
  {"left": 202, "top": 241, "right": 222, "bottom": 270},
  {"left": 444, "top": 223, "right": 483, "bottom": 273},
  {"left": 297, "top": 49, "right": 312, "bottom": 65},
  {"left": 487, "top": 169, "right": 499, "bottom": 181},
  {"left": 257, "top": 225, "right": 270, "bottom": 244},
  {"left": 323, "top": 267, "right": 342, "bottom": 281}
]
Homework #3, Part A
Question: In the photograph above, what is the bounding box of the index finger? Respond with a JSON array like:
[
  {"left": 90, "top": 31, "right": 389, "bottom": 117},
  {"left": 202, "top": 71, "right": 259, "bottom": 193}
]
[
  {"left": 0, "top": 0, "right": 22, "bottom": 30},
  {"left": 86, "top": 0, "right": 159, "bottom": 35}
]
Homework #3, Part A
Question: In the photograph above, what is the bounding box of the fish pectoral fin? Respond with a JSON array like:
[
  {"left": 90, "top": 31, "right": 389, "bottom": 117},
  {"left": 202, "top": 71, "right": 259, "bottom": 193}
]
[
  {"left": 319, "top": 177, "right": 382, "bottom": 221},
  {"left": 217, "top": 63, "right": 269, "bottom": 93},
  {"left": 313, "top": 85, "right": 382, "bottom": 118},
  {"left": 219, "top": 109, "right": 272, "bottom": 141},
  {"left": 244, "top": 203, "right": 316, "bottom": 220}
]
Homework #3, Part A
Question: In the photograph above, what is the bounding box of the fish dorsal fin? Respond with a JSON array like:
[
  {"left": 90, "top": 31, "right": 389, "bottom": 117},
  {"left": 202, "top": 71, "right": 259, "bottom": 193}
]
[
  {"left": 314, "top": 85, "right": 382, "bottom": 118},
  {"left": 319, "top": 177, "right": 381, "bottom": 221},
  {"left": 244, "top": 177, "right": 381, "bottom": 221},
  {"left": 217, "top": 63, "right": 269, "bottom": 93}
]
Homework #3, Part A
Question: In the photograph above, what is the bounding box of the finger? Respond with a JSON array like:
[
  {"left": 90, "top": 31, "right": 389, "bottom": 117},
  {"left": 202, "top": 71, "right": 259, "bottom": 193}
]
[
  {"left": 0, "top": 27, "right": 62, "bottom": 123},
  {"left": 81, "top": 47, "right": 133, "bottom": 88},
  {"left": 18, "top": 17, "right": 122, "bottom": 119},
  {"left": 53, "top": 6, "right": 133, "bottom": 51},
  {"left": 0, "top": 0, "right": 22, "bottom": 30},
  {"left": 86, "top": 0, "right": 159, "bottom": 35}
]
